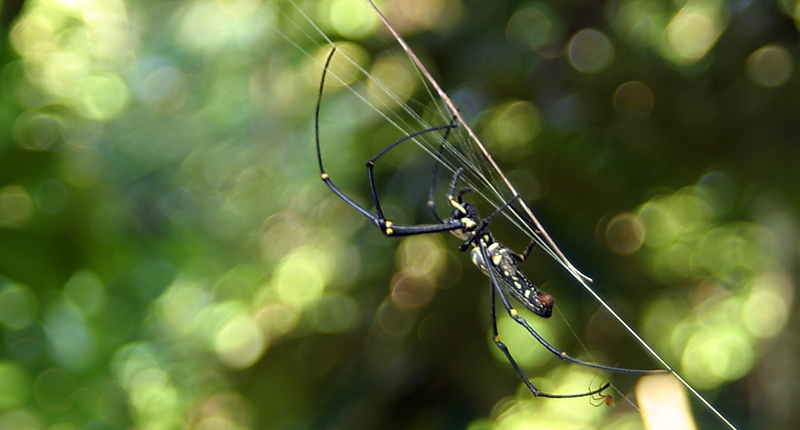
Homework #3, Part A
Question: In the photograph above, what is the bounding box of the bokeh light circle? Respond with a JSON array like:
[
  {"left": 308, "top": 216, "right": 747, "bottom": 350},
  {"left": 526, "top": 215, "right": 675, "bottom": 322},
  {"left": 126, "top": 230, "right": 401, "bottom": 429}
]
[
  {"left": 217, "top": 0, "right": 262, "bottom": 17},
  {"left": 142, "top": 67, "right": 189, "bottom": 113},
  {"left": 394, "top": 0, "right": 463, "bottom": 32},
  {"left": 34, "top": 180, "right": 69, "bottom": 214},
  {"left": 78, "top": 73, "right": 131, "bottom": 120},
  {"left": 327, "top": 0, "right": 380, "bottom": 39},
  {"left": 489, "top": 314, "right": 556, "bottom": 369},
  {"left": 605, "top": 213, "right": 645, "bottom": 255},
  {"left": 306, "top": 292, "right": 360, "bottom": 333},
  {"left": 0, "top": 283, "right": 37, "bottom": 330},
  {"left": 95, "top": 381, "right": 130, "bottom": 424},
  {"left": 484, "top": 101, "right": 542, "bottom": 158},
  {"left": 275, "top": 252, "right": 325, "bottom": 311},
  {"left": 0, "top": 186, "right": 34, "bottom": 229},
  {"left": 0, "top": 361, "right": 30, "bottom": 409},
  {"left": 567, "top": 29, "right": 615, "bottom": 73},
  {"left": 390, "top": 272, "right": 435, "bottom": 310},
  {"left": 376, "top": 298, "right": 415, "bottom": 337},
  {"left": 255, "top": 303, "right": 299, "bottom": 340},
  {"left": 13, "top": 112, "right": 62, "bottom": 151},
  {"left": 746, "top": 45, "right": 793, "bottom": 88},
  {"left": 743, "top": 273, "right": 793, "bottom": 339},
  {"left": 398, "top": 235, "right": 446, "bottom": 282},
  {"left": 506, "top": 5, "right": 556, "bottom": 52},
  {"left": 315, "top": 42, "right": 370, "bottom": 89},
  {"left": 34, "top": 368, "right": 76, "bottom": 412},
  {"left": 63, "top": 270, "right": 106, "bottom": 315},
  {"left": 214, "top": 313, "right": 265, "bottom": 369},
  {"left": 366, "top": 53, "right": 417, "bottom": 109},
  {"left": 697, "top": 171, "right": 737, "bottom": 216},
  {"left": 612, "top": 81, "right": 654, "bottom": 120},
  {"left": 663, "top": 3, "right": 726, "bottom": 64},
  {"left": 682, "top": 330, "right": 754, "bottom": 389}
]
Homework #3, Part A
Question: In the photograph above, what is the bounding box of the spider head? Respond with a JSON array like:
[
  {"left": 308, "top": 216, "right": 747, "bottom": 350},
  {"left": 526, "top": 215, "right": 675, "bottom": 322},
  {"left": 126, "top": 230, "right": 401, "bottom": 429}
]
[{"left": 451, "top": 201, "right": 479, "bottom": 226}]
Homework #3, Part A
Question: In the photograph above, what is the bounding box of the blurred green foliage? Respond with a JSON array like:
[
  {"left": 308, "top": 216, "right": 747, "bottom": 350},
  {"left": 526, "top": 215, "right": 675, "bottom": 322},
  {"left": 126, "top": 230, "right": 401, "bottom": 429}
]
[{"left": 0, "top": 0, "right": 798, "bottom": 429}]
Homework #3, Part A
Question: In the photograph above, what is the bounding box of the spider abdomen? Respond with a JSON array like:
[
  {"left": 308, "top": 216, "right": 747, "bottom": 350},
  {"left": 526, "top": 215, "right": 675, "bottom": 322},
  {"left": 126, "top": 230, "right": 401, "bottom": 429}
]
[{"left": 470, "top": 242, "right": 554, "bottom": 318}]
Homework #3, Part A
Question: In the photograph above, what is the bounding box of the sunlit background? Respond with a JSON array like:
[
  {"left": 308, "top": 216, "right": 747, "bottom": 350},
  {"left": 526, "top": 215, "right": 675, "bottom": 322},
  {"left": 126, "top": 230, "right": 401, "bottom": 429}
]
[{"left": 0, "top": 0, "right": 797, "bottom": 429}]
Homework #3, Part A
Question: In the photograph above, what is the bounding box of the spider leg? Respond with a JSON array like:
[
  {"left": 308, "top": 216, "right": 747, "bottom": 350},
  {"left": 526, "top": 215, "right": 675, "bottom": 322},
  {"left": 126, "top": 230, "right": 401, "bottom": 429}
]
[
  {"left": 315, "top": 47, "right": 466, "bottom": 238},
  {"left": 428, "top": 114, "right": 459, "bottom": 223},
  {"left": 447, "top": 168, "right": 469, "bottom": 214},
  {"left": 367, "top": 124, "right": 458, "bottom": 223},
  {"left": 511, "top": 241, "right": 536, "bottom": 262},
  {"left": 482, "top": 239, "right": 612, "bottom": 399},
  {"left": 487, "top": 246, "right": 671, "bottom": 375},
  {"left": 446, "top": 168, "right": 477, "bottom": 211}
]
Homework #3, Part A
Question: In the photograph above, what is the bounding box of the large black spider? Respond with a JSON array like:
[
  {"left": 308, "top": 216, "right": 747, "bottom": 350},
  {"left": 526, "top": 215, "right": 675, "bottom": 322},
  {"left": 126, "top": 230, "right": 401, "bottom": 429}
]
[{"left": 314, "top": 46, "right": 667, "bottom": 399}]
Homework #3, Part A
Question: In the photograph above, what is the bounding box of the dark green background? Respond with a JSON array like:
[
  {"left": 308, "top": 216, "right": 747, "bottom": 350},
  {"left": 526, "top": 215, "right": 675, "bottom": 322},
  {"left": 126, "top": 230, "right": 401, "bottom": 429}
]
[{"left": 0, "top": 0, "right": 796, "bottom": 429}]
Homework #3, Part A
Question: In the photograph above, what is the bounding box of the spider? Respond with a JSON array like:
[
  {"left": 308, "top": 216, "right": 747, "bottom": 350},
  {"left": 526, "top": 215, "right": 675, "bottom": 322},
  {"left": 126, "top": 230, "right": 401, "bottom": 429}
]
[
  {"left": 315, "top": 46, "right": 668, "bottom": 399},
  {"left": 590, "top": 391, "right": 615, "bottom": 407}
]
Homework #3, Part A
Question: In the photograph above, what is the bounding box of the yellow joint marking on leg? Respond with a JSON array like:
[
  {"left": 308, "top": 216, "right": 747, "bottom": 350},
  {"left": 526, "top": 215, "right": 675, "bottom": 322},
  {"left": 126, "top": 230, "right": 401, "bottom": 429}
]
[
  {"left": 494, "top": 335, "right": 501, "bottom": 342},
  {"left": 320, "top": 173, "right": 329, "bottom": 180},
  {"left": 461, "top": 218, "right": 476, "bottom": 229},
  {"left": 510, "top": 309, "right": 518, "bottom": 317},
  {"left": 448, "top": 195, "right": 468, "bottom": 214},
  {"left": 560, "top": 352, "right": 567, "bottom": 358},
  {"left": 384, "top": 221, "right": 394, "bottom": 236}
]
